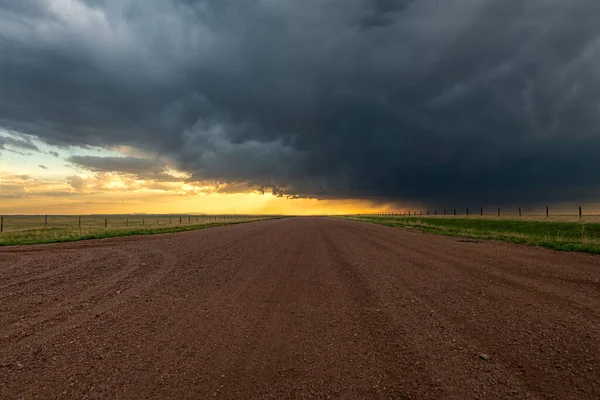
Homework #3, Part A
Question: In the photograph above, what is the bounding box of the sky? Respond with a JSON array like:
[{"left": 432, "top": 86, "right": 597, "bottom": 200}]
[{"left": 1, "top": 0, "right": 600, "bottom": 215}]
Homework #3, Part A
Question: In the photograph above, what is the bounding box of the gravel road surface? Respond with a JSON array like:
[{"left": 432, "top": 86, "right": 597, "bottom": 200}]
[{"left": 1, "top": 217, "right": 598, "bottom": 399}]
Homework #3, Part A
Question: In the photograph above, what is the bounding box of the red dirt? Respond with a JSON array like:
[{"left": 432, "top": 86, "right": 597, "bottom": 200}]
[{"left": 1, "top": 217, "right": 598, "bottom": 399}]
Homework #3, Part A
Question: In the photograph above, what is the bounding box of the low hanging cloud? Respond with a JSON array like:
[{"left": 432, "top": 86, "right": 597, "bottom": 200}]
[
  {"left": 1, "top": 0, "right": 600, "bottom": 206},
  {"left": 68, "top": 155, "right": 166, "bottom": 176},
  {"left": 67, "top": 155, "right": 183, "bottom": 182},
  {"left": 0, "top": 133, "right": 39, "bottom": 152}
]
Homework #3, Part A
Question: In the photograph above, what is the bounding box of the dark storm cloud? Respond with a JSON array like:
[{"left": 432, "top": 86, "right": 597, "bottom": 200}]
[
  {"left": 68, "top": 156, "right": 165, "bottom": 175},
  {"left": 1, "top": 0, "right": 600, "bottom": 206},
  {"left": 0, "top": 134, "right": 39, "bottom": 152},
  {"left": 67, "top": 155, "right": 181, "bottom": 182},
  {"left": 360, "top": 0, "right": 415, "bottom": 28}
]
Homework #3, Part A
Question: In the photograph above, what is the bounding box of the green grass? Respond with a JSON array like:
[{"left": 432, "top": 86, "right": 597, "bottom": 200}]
[
  {"left": 0, "top": 216, "right": 273, "bottom": 246},
  {"left": 343, "top": 216, "right": 600, "bottom": 255}
]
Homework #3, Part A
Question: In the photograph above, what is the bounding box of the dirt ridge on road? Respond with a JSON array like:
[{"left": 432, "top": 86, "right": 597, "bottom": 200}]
[{"left": 1, "top": 217, "right": 598, "bottom": 399}]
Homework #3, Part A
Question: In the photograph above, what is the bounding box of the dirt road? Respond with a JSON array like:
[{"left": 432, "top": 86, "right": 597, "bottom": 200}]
[{"left": 1, "top": 217, "right": 598, "bottom": 399}]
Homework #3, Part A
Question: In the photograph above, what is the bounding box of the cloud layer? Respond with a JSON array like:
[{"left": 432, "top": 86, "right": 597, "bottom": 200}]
[{"left": 2, "top": 0, "right": 600, "bottom": 206}]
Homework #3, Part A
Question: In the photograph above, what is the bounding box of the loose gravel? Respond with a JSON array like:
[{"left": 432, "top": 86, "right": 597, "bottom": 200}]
[{"left": 1, "top": 217, "right": 598, "bottom": 399}]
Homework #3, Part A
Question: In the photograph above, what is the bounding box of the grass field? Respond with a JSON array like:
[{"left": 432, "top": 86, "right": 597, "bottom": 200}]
[
  {"left": 0, "top": 215, "right": 273, "bottom": 246},
  {"left": 345, "top": 215, "right": 600, "bottom": 254}
]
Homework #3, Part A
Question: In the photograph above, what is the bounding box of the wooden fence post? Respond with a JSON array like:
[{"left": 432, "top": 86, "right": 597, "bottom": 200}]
[
  {"left": 1, "top": 216, "right": 3, "bottom": 233},
  {"left": 519, "top": 207, "right": 521, "bottom": 217},
  {"left": 546, "top": 206, "right": 549, "bottom": 218},
  {"left": 78, "top": 216, "right": 81, "bottom": 228},
  {"left": 466, "top": 208, "right": 469, "bottom": 216},
  {"left": 579, "top": 206, "right": 582, "bottom": 219},
  {"left": 443, "top": 209, "right": 446, "bottom": 216},
  {"left": 453, "top": 209, "right": 456, "bottom": 216},
  {"left": 180, "top": 216, "right": 182, "bottom": 224},
  {"left": 480, "top": 208, "right": 483, "bottom": 217},
  {"left": 105, "top": 217, "right": 107, "bottom": 228},
  {"left": 44, "top": 214, "right": 48, "bottom": 228},
  {"left": 434, "top": 210, "right": 437, "bottom": 216},
  {"left": 497, "top": 208, "right": 500, "bottom": 217}
]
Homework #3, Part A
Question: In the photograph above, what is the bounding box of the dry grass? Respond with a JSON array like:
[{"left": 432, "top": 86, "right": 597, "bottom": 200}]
[
  {"left": 0, "top": 214, "right": 250, "bottom": 233},
  {"left": 0, "top": 215, "right": 273, "bottom": 246}
]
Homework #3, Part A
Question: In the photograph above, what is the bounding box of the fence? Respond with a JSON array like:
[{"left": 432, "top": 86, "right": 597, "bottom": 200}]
[
  {"left": 362, "top": 206, "right": 592, "bottom": 220},
  {"left": 0, "top": 214, "right": 257, "bottom": 234}
]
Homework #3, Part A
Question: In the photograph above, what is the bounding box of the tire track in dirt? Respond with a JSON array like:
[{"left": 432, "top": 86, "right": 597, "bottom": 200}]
[
  {"left": 0, "top": 253, "right": 98, "bottom": 307},
  {"left": 205, "top": 226, "right": 309, "bottom": 397},
  {"left": 322, "top": 221, "right": 534, "bottom": 398},
  {"left": 321, "top": 221, "right": 532, "bottom": 398},
  {"left": 326, "top": 218, "right": 599, "bottom": 398},
  {"left": 318, "top": 223, "right": 446, "bottom": 398},
  {"left": 2, "top": 249, "right": 146, "bottom": 342},
  {"left": 86, "top": 221, "right": 299, "bottom": 399},
  {"left": 340, "top": 220, "right": 599, "bottom": 316},
  {"left": 1, "top": 221, "right": 283, "bottom": 348},
  {"left": 0, "top": 252, "right": 75, "bottom": 282}
]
